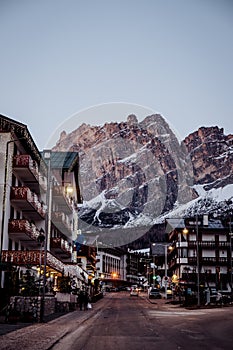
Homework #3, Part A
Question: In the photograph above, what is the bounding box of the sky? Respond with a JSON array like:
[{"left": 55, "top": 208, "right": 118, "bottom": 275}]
[{"left": 0, "top": 0, "right": 233, "bottom": 150}]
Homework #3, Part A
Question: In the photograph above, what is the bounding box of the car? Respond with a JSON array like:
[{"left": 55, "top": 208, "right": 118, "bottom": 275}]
[
  {"left": 118, "top": 286, "right": 130, "bottom": 291},
  {"left": 130, "top": 287, "right": 139, "bottom": 297},
  {"left": 149, "top": 288, "right": 162, "bottom": 299},
  {"left": 166, "top": 288, "right": 173, "bottom": 299}
]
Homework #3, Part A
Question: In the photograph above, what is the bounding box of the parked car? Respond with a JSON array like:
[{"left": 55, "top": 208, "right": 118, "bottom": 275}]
[
  {"left": 118, "top": 286, "right": 130, "bottom": 291},
  {"left": 149, "top": 288, "right": 162, "bottom": 299},
  {"left": 130, "top": 287, "right": 139, "bottom": 297},
  {"left": 166, "top": 288, "right": 173, "bottom": 299}
]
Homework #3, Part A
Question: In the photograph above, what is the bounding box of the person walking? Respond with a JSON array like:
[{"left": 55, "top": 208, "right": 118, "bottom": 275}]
[
  {"left": 83, "top": 290, "right": 89, "bottom": 310},
  {"left": 78, "top": 290, "right": 85, "bottom": 311}
]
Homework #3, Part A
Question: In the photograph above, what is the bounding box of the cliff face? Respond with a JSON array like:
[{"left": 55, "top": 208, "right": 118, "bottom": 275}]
[
  {"left": 53, "top": 114, "right": 194, "bottom": 231},
  {"left": 53, "top": 116, "right": 233, "bottom": 235},
  {"left": 184, "top": 126, "right": 233, "bottom": 189}
]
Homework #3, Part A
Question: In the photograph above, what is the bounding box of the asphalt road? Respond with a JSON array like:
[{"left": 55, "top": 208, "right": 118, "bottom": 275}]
[
  {"left": 1, "top": 292, "right": 233, "bottom": 350},
  {"left": 52, "top": 292, "right": 233, "bottom": 350}
]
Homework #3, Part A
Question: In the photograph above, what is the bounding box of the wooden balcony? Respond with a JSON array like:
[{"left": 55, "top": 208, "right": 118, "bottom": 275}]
[
  {"left": 52, "top": 185, "right": 74, "bottom": 213},
  {"left": 1, "top": 249, "right": 42, "bottom": 266},
  {"left": 51, "top": 212, "right": 72, "bottom": 238},
  {"left": 1, "top": 250, "right": 87, "bottom": 281},
  {"left": 8, "top": 219, "right": 43, "bottom": 247},
  {"left": 10, "top": 186, "right": 46, "bottom": 220},
  {"left": 13, "top": 155, "right": 46, "bottom": 193},
  {"left": 50, "top": 237, "right": 72, "bottom": 258},
  {"left": 1, "top": 250, "right": 64, "bottom": 273},
  {"left": 188, "top": 241, "right": 230, "bottom": 249},
  {"left": 188, "top": 256, "right": 228, "bottom": 265}
]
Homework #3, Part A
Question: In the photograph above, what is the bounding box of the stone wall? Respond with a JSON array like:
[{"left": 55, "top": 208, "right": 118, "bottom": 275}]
[{"left": 8, "top": 295, "right": 56, "bottom": 322}]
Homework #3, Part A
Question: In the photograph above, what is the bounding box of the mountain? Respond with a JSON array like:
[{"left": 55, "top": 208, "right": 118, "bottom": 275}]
[
  {"left": 52, "top": 114, "right": 233, "bottom": 247},
  {"left": 184, "top": 126, "right": 233, "bottom": 190}
]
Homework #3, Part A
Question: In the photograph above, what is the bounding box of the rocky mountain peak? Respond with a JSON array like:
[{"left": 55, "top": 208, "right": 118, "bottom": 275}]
[
  {"left": 184, "top": 126, "right": 233, "bottom": 188},
  {"left": 52, "top": 114, "right": 194, "bottom": 235}
]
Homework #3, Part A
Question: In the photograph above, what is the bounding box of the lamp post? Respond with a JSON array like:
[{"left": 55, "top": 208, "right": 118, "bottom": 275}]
[
  {"left": 196, "top": 215, "right": 200, "bottom": 307},
  {"left": 41, "top": 149, "right": 52, "bottom": 322},
  {"left": 95, "top": 235, "right": 99, "bottom": 279},
  {"left": 229, "top": 217, "right": 233, "bottom": 290}
]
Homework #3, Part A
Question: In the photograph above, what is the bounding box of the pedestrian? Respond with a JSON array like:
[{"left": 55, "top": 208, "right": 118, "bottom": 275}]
[
  {"left": 83, "top": 290, "right": 89, "bottom": 310},
  {"left": 78, "top": 290, "right": 85, "bottom": 311}
]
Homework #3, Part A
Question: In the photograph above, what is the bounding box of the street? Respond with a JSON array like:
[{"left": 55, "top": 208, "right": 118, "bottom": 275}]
[{"left": 1, "top": 292, "right": 233, "bottom": 350}]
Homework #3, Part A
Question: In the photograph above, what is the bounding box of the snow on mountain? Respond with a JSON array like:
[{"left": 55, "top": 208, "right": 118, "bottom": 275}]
[{"left": 53, "top": 115, "right": 233, "bottom": 245}]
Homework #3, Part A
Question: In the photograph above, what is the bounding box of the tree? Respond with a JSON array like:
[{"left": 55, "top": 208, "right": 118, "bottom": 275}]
[
  {"left": 57, "top": 274, "right": 71, "bottom": 293},
  {"left": 19, "top": 269, "right": 39, "bottom": 296}
]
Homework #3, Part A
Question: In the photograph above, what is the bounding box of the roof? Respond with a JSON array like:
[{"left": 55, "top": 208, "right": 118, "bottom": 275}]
[
  {"left": 0, "top": 114, "right": 47, "bottom": 173},
  {"left": 151, "top": 244, "right": 167, "bottom": 256},
  {"left": 42, "top": 151, "right": 79, "bottom": 171},
  {"left": 166, "top": 217, "right": 225, "bottom": 233},
  {"left": 165, "top": 218, "right": 185, "bottom": 233}
]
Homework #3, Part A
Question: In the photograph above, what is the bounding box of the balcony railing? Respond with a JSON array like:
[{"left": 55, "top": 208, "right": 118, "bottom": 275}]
[
  {"left": 50, "top": 237, "right": 72, "bottom": 258},
  {"left": 13, "top": 155, "right": 47, "bottom": 192},
  {"left": 51, "top": 212, "right": 72, "bottom": 238},
  {"left": 1, "top": 250, "right": 64, "bottom": 273},
  {"left": 52, "top": 185, "right": 74, "bottom": 213},
  {"left": 2, "top": 250, "right": 42, "bottom": 266},
  {"left": 188, "top": 241, "right": 230, "bottom": 248},
  {"left": 8, "top": 219, "right": 44, "bottom": 246},
  {"left": 11, "top": 186, "right": 46, "bottom": 219},
  {"left": 1, "top": 250, "right": 87, "bottom": 281},
  {"left": 188, "top": 256, "right": 228, "bottom": 265}
]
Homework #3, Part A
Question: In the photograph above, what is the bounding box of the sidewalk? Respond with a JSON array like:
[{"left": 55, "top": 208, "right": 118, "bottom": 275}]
[
  {"left": 0, "top": 311, "right": 68, "bottom": 336},
  {"left": 0, "top": 296, "right": 109, "bottom": 350},
  {"left": 141, "top": 292, "right": 233, "bottom": 311}
]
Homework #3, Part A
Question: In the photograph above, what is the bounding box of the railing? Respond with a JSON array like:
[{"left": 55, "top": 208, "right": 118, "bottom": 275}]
[
  {"left": 188, "top": 241, "right": 229, "bottom": 248},
  {"left": 13, "top": 154, "right": 38, "bottom": 175},
  {"left": 1, "top": 250, "right": 64, "bottom": 273},
  {"left": 52, "top": 185, "right": 74, "bottom": 213},
  {"left": 11, "top": 186, "right": 46, "bottom": 218},
  {"left": 13, "top": 155, "right": 47, "bottom": 191},
  {"left": 8, "top": 219, "right": 43, "bottom": 242},
  {"left": 51, "top": 212, "right": 73, "bottom": 237},
  {"left": 52, "top": 212, "right": 72, "bottom": 230},
  {"left": 50, "top": 237, "right": 72, "bottom": 256},
  {"left": 1, "top": 250, "right": 42, "bottom": 265},
  {"left": 188, "top": 256, "right": 228, "bottom": 264},
  {"left": 1, "top": 250, "right": 88, "bottom": 282}
]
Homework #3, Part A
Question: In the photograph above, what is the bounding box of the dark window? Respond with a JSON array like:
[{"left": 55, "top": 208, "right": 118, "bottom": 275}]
[
  {"left": 8, "top": 239, "right": 12, "bottom": 250},
  {"left": 10, "top": 206, "right": 14, "bottom": 219}
]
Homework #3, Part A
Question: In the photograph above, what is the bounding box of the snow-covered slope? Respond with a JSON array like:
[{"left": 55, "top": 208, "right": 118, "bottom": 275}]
[{"left": 53, "top": 115, "right": 233, "bottom": 244}]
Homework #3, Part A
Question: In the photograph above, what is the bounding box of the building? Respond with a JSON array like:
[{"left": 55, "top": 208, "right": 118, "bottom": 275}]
[
  {"left": 166, "top": 216, "right": 232, "bottom": 292},
  {"left": 0, "top": 115, "right": 87, "bottom": 309}
]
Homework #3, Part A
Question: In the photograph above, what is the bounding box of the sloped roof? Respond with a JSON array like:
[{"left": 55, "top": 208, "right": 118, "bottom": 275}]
[
  {"left": 51, "top": 152, "right": 79, "bottom": 170},
  {"left": 151, "top": 244, "right": 167, "bottom": 256},
  {"left": 165, "top": 218, "right": 185, "bottom": 234},
  {"left": 42, "top": 151, "right": 79, "bottom": 171},
  {"left": 0, "top": 114, "right": 47, "bottom": 173}
]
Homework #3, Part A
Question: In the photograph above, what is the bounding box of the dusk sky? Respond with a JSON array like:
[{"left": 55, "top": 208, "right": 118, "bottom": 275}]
[{"left": 0, "top": 0, "right": 232, "bottom": 149}]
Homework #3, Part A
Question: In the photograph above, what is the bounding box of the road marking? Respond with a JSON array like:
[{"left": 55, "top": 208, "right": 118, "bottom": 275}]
[{"left": 148, "top": 310, "right": 206, "bottom": 316}]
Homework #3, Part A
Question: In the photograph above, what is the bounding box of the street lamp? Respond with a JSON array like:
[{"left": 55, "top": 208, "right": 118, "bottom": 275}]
[
  {"left": 196, "top": 215, "right": 201, "bottom": 307},
  {"left": 41, "top": 149, "right": 52, "bottom": 322},
  {"left": 229, "top": 217, "right": 233, "bottom": 290}
]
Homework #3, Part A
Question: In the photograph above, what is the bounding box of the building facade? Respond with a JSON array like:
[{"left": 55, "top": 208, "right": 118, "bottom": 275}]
[
  {"left": 166, "top": 217, "right": 233, "bottom": 292},
  {"left": 0, "top": 115, "right": 87, "bottom": 308}
]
